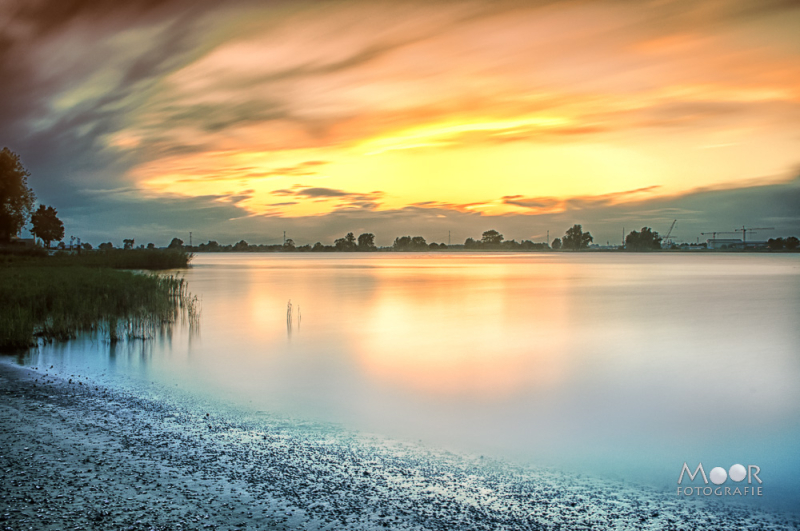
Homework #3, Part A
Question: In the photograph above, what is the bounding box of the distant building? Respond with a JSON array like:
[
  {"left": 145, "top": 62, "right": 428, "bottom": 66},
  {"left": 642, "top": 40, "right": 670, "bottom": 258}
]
[{"left": 706, "top": 238, "right": 767, "bottom": 250}]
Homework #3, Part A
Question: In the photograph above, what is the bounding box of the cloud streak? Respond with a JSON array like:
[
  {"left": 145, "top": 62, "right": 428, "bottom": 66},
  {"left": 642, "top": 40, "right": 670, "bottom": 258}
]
[{"left": 1, "top": 0, "right": 799, "bottom": 238}]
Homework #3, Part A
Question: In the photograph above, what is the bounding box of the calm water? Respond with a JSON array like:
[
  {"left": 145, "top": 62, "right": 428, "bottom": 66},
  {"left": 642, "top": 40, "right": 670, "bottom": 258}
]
[{"left": 16, "top": 253, "right": 800, "bottom": 509}]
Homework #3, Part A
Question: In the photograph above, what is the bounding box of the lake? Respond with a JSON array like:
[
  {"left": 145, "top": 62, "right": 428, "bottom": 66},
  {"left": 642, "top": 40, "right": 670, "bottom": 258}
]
[{"left": 16, "top": 252, "right": 800, "bottom": 511}]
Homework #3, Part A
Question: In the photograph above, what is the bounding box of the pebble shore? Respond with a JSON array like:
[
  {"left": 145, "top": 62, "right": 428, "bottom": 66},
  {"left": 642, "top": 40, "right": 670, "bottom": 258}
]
[{"left": 1, "top": 361, "right": 797, "bottom": 531}]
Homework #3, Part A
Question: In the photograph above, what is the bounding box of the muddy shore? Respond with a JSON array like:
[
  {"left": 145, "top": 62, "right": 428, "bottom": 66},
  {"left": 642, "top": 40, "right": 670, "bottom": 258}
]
[{"left": 1, "top": 361, "right": 796, "bottom": 531}]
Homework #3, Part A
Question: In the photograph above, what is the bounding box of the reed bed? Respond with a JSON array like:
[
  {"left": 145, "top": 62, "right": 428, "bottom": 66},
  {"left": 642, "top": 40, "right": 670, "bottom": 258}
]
[{"left": 0, "top": 266, "right": 198, "bottom": 351}]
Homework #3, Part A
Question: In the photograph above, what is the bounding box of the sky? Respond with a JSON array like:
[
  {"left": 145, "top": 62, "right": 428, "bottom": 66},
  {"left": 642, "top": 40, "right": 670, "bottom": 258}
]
[{"left": 1, "top": 0, "right": 799, "bottom": 246}]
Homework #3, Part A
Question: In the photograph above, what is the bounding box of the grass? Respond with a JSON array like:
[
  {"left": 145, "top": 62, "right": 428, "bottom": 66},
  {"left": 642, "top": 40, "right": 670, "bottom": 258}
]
[
  {"left": 0, "top": 250, "right": 197, "bottom": 352},
  {"left": 0, "top": 248, "right": 192, "bottom": 269}
]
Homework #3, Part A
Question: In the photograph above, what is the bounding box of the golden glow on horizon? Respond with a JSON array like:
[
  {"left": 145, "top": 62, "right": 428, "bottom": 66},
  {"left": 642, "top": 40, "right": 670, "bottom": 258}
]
[{"left": 97, "top": 1, "right": 800, "bottom": 219}]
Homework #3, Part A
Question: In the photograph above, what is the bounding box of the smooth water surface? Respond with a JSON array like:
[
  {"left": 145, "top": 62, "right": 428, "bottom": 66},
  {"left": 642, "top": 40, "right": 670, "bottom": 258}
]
[{"left": 16, "top": 253, "right": 800, "bottom": 509}]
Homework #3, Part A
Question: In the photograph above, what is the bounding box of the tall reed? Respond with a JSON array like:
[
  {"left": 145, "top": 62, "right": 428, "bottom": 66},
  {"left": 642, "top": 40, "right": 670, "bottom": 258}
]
[{"left": 0, "top": 266, "right": 198, "bottom": 351}]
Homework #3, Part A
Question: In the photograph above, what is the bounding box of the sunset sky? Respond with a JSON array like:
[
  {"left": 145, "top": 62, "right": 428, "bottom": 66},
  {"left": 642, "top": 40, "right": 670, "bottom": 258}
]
[{"left": 1, "top": 0, "right": 799, "bottom": 246}]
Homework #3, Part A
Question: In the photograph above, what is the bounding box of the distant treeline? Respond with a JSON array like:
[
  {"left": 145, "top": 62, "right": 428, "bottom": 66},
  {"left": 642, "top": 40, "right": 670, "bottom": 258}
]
[
  {"left": 85, "top": 226, "right": 798, "bottom": 254},
  {"left": 181, "top": 229, "right": 555, "bottom": 253}
]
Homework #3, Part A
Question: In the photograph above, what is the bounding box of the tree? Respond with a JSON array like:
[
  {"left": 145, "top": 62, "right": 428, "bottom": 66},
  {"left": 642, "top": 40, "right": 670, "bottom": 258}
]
[
  {"left": 625, "top": 227, "right": 662, "bottom": 251},
  {"left": 82, "top": 242, "right": 92, "bottom": 250},
  {"left": 98, "top": 242, "right": 113, "bottom": 250},
  {"left": 464, "top": 237, "right": 477, "bottom": 249},
  {"left": 147, "top": 242, "right": 155, "bottom": 249},
  {"left": 233, "top": 239, "right": 249, "bottom": 251},
  {"left": 767, "top": 238, "right": 785, "bottom": 251},
  {"left": 123, "top": 238, "right": 135, "bottom": 250},
  {"left": 562, "top": 224, "right": 593, "bottom": 250},
  {"left": 334, "top": 232, "right": 357, "bottom": 251},
  {"left": 787, "top": 236, "right": 799, "bottom": 250},
  {"left": 284, "top": 238, "right": 295, "bottom": 250},
  {"left": 357, "top": 232, "right": 376, "bottom": 250},
  {"left": 481, "top": 229, "right": 504, "bottom": 245},
  {"left": 410, "top": 236, "right": 427, "bottom": 249},
  {"left": 30, "top": 204, "right": 64, "bottom": 248},
  {"left": 551, "top": 238, "right": 562, "bottom": 250},
  {"left": 0, "top": 148, "right": 36, "bottom": 242},
  {"left": 168, "top": 238, "right": 184, "bottom": 249}
]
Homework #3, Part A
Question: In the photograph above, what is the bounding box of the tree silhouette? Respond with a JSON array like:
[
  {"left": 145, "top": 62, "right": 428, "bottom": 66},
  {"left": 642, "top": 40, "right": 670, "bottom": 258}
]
[
  {"left": 168, "top": 238, "right": 184, "bottom": 249},
  {"left": 334, "top": 232, "right": 357, "bottom": 251},
  {"left": 562, "top": 225, "right": 593, "bottom": 250},
  {"left": 551, "top": 237, "right": 562, "bottom": 250},
  {"left": 625, "top": 227, "right": 662, "bottom": 251},
  {"left": 98, "top": 242, "right": 113, "bottom": 250},
  {"left": 123, "top": 238, "right": 135, "bottom": 250},
  {"left": 233, "top": 239, "right": 249, "bottom": 251},
  {"left": 481, "top": 229, "right": 504, "bottom": 245},
  {"left": 787, "top": 236, "right": 799, "bottom": 250},
  {"left": 30, "top": 204, "right": 64, "bottom": 248},
  {"left": 0, "top": 148, "right": 36, "bottom": 242},
  {"left": 284, "top": 238, "right": 295, "bottom": 250},
  {"left": 357, "top": 232, "right": 376, "bottom": 250},
  {"left": 393, "top": 235, "right": 428, "bottom": 250}
]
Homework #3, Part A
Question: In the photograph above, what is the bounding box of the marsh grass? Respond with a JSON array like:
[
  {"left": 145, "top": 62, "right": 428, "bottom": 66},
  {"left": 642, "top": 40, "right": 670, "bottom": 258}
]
[
  {"left": 0, "top": 266, "right": 198, "bottom": 351},
  {"left": 0, "top": 248, "right": 192, "bottom": 269}
]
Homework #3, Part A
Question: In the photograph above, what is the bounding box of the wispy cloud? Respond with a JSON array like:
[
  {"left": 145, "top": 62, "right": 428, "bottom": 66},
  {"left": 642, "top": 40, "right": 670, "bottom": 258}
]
[{"left": 2, "top": 0, "right": 799, "bottom": 237}]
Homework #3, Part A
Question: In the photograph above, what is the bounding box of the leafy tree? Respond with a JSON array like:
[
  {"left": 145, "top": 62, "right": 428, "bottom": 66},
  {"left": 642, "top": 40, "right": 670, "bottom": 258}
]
[
  {"left": 625, "top": 227, "right": 662, "bottom": 251},
  {"left": 233, "top": 239, "right": 249, "bottom": 251},
  {"left": 767, "top": 238, "right": 785, "bottom": 250},
  {"left": 357, "top": 232, "right": 376, "bottom": 250},
  {"left": 147, "top": 242, "right": 156, "bottom": 249},
  {"left": 0, "top": 147, "right": 36, "bottom": 242},
  {"left": 98, "top": 242, "right": 114, "bottom": 250},
  {"left": 393, "top": 236, "right": 427, "bottom": 251},
  {"left": 394, "top": 236, "right": 412, "bottom": 250},
  {"left": 551, "top": 237, "right": 562, "bottom": 250},
  {"left": 410, "top": 236, "right": 427, "bottom": 249},
  {"left": 82, "top": 242, "right": 92, "bottom": 250},
  {"left": 30, "top": 204, "right": 64, "bottom": 248},
  {"left": 787, "top": 236, "right": 799, "bottom": 250},
  {"left": 312, "top": 242, "right": 324, "bottom": 251},
  {"left": 562, "top": 224, "right": 593, "bottom": 250},
  {"left": 123, "top": 238, "right": 135, "bottom": 250},
  {"left": 481, "top": 229, "right": 504, "bottom": 245},
  {"left": 168, "top": 238, "right": 184, "bottom": 249},
  {"left": 284, "top": 238, "right": 295, "bottom": 250},
  {"left": 429, "top": 242, "right": 439, "bottom": 249},
  {"left": 464, "top": 237, "right": 477, "bottom": 249},
  {"left": 334, "top": 232, "right": 357, "bottom": 251}
]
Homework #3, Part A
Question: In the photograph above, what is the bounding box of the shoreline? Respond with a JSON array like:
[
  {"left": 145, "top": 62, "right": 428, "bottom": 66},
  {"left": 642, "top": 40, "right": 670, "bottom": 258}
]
[{"left": 1, "top": 360, "right": 796, "bottom": 530}]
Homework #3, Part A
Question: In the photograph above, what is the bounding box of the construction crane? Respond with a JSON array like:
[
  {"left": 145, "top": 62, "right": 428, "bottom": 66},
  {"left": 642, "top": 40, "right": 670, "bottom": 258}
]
[
  {"left": 662, "top": 220, "right": 677, "bottom": 247},
  {"left": 734, "top": 226, "right": 775, "bottom": 248}
]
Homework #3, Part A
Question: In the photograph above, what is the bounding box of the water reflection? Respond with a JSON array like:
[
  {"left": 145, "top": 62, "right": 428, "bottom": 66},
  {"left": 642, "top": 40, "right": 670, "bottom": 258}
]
[{"left": 13, "top": 253, "right": 800, "bottom": 509}]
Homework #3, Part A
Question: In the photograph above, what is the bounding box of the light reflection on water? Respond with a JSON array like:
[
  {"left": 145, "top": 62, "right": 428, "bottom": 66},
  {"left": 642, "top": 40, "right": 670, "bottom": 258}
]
[{"left": 17, "top": 253, "right": 800, "bottom": 510}]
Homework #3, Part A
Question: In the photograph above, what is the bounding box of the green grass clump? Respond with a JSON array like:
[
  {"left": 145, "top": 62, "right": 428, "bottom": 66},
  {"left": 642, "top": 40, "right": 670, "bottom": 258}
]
[{"left": 0, "top": 265, "right": 197, "bottom": 351}]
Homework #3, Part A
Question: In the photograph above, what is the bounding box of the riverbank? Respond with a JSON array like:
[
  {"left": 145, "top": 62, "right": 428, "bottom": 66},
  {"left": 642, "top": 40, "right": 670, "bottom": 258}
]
[
  {"left": 0, "top": 249, "right": 194, "bottom": 351},
  {"left": 1, "top": 361, "right": 796, "bottom": 531}
]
